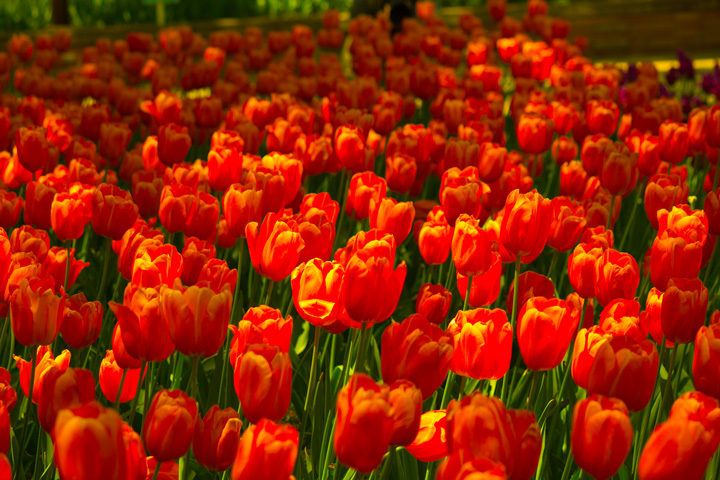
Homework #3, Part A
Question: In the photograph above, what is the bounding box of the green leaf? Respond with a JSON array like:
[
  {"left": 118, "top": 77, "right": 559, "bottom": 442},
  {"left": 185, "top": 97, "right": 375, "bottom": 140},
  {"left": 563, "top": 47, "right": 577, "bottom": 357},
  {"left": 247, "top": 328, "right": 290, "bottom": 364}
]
[{"left": 295, "top": 320, "right": 311, "bottom": 355}]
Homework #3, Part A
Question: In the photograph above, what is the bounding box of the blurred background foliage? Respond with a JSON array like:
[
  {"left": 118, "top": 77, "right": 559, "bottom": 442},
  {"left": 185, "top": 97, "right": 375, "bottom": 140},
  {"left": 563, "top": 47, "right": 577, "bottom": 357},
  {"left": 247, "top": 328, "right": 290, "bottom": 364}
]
[{"left": 1, "top": 0, "right": 558, "bottom": 31}]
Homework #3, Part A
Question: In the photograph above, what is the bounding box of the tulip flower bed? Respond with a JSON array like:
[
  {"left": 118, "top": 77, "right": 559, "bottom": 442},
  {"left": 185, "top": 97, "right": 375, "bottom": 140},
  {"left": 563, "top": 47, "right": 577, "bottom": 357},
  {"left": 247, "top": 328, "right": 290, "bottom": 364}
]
[{"left": 2, "top": 0, "right": 720, "bottom": 479}]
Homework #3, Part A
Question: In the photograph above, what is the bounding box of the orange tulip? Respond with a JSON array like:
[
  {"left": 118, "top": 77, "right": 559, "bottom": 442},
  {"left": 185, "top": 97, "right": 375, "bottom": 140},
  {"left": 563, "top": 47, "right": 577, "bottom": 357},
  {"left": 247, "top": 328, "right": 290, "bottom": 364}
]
[
  {"left": 193, "top": 405, "right": 242, "bottom": 472},
  {"left": 246, "top": 212, "right": 304, "bottom": 282},
  {"left": 14, "top": 346, "right": 71, "bottom": 403},
  {"left": 234, "top": 344, "right": 292, "bottom": 424},
  {"left": 500, "top": 189, "right": 552, "bottom": 263},
  {"left": 110, "top": 284, "right": 174, "bottom": 362},
  {"left": 694, "top": 323, "right": 720, "bottom": 399},
  {"left": 451, "top": 214, "right": 495, "bottom": 277},
  {"left": 598, "top": 298, "right": 646, "bottom": 341},
  {"left": 131, "top": 242, "right": 183, "bottom": 289},
  {"left": 415, "top": 283, "right": 452, "bottom": 325},
  {"left": 142, "top": 390, "right": 198, "bottom": 462},
  {"left": 60, "top": 292, "right": 102, "bottom": 350},
  {"left": 418, "top": 205, "right": 452, "bottom": 265},
  {"left": 10, "top": 276, "right": 65, "bottom": 347},
  {"left": 388, "top": 380, "right": 423, "bottom": 447},
  {"left": 370, "top": 197, "right": 415, "bottom": 246},
  {"left": 508, "top": 409, "right": 542, "bottom": 480},
  {"left": 51, "top": 185, "right": 93, "bottom": 242},
  {"left": 54, "top": 402, "right": 127, "bottom": 480},
  {"left": 661, "top": 278, "right": 708, "bottom": 344},
  {"left": 517, "top": 296, "right": 580, "bottom": 371},
  {"left": 594, "top": 248, "right": 640, "bottom": 306},
  {"left": 448, "top": 308, "right": 513, "bottom": 380},
  {"left": 160, "top": 284, "right": 231, "bottom": 358},
  {"left": 231, "top": 419, "right": 298, "bottom": 480},
  {"left": 340, "top": 240, "right": 406, "bottom": 326},
  {"left": 345, "top": 171, "right": 387, "bottom": 221},
  {"left": 99, "top": 350, "right": 145, "bottom": 404},
  {"left": 91, "top": 183, "right": 139, "bottom": 241},
  {"left": 381, "top": 314, "right": 454, "bottom": 399},
  {"left": 222, "top": 183, "right": 263, "bottom": 239},
  {"left": 229, "top": 306, "right": 292, "bottom": 368},
  {"left": 572, "top": 394, "right": 633, "bottom": 480},
  {"left": 334, "top": 374, "right": 393, "bottom": 473},
  {"left": 291, "top": 259, "right": 344, "bottom": 329},
  {"left": 587, "top": 335, "right": 659, "bottom": 411},
  {"left": 406, "top": 410, "right": 449, "bottom": 462},
  {"left": 638, "top": 392, "right": 720, "bottom": 480},
  {"left": 446, "top": 393, "right": 517, "bottom": 477},
  {"left": 37, "top": 366, "right": 96, "bottom": 433}
]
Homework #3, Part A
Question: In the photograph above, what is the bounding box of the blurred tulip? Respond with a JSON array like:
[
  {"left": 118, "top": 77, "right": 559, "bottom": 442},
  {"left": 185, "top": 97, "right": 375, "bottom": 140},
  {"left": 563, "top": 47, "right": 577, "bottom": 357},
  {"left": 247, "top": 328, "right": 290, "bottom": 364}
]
[
  {"left": 388, "top": 380, "right": 423, "bottom": 447},
  {"left": 446, "top": 393, "right": 516, "bottom": 477},
  {"left": 54, "top": 402, "right": 127, "bottom": 480}
]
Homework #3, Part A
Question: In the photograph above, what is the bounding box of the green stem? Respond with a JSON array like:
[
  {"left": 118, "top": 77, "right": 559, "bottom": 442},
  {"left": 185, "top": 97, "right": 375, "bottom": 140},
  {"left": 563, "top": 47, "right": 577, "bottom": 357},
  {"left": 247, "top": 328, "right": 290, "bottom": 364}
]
[
  {"left": 619, "top": 180, "right": 644, "bottom": 252},
  {"left": 713, "top": 162, "right": 720, "bottom": 192},
  {"left": 128, "top": 359, "right": 147, "bottom": 427},
  {"left": 526, "top": 370, "right": 541, "bottom": 410},
  {"left": 96, "top": 237, "right": 112, "bottom": 303},
  {"left": 264, "top": 279, "right": 275, "bottom": 307},
  {"left": 500, "top": 257, "right": 522, "bottom": 404},
  {"left": 17, "top": 354, "right": 36, "bottom": 464},
  {"left": 64, "top": 241, "right": 72, "bottom": 293},
  {"left": 703, "top": 240, "right": 718, "bottom": 286},
  {"left": 299, "top": 326, "right": 321, "bottom": 446},
  {"left": 331, "top": 170, "right": 350, "bottom": 255},
  {"left": 463, "top": 276, "right": 472, "bottom": 311},
  {"left": 230, "top": 238, "right": 245, "bottom": 323},
  {"left": 547, "top": 250, "right": 559, "bottom": 283},
  {"left": 379, "top": 448, "right": 396, "bottom": 480},
  {"left": 144, "top": 362, "right": 157, "bottom": 427},
  {"left": 114, "top": 368, "right": 128, "bottom": 410},
  {"left": 457, "top": 375, "right": 467, "bottom": 401},
  {"left": 218, "top": 334, "right": 231, "bottom": 409},
  {"left": 187, "top": 356, "right": 200, "bottom": 399},
  {"left": 439, "top": 372, "right": 455, "bottom": 409},
  {"left": 606, "top": 195, "right": 616, "bottom": 231},
  {"left": 559, "top": 445, "right": 575, "bottom": 480},
  {"left": 653, "top": 344, "right": 678, "bottom": 430},
  {"left": 354, "top": 322, "right": 370, "bottom": 374},
  {"left": 151, "top": 461, "right": 161, "bottom": 480}
]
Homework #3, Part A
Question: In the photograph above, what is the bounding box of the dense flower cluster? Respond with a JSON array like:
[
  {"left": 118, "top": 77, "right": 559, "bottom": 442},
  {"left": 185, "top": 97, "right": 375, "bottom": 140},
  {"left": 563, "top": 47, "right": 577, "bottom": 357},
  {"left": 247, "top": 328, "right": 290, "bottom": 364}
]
[{"left": 0, "top": 1, "right": 719, "bottom": 479}]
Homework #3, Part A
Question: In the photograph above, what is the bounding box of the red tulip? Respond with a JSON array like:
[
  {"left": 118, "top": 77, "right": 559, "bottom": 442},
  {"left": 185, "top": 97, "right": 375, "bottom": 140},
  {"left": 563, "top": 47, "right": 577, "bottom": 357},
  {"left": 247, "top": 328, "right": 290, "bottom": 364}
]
[
  {"left": 448, "top": 307, "right": 512, "bottom": 380},
  {"left": 142, "top": 390, "right": 198, "bottom": 462},
  {"left": 381, "top": 314, "right": 454, "bottom": 399}
]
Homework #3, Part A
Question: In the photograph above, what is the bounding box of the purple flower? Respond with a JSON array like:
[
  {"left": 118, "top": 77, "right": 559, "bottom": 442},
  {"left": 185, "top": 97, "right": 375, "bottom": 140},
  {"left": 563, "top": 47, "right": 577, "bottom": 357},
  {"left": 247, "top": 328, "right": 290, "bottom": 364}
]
[
  {"left": 666, "top": 67, "right": 679, "bottom": 85},
  {"left": 659, "top": 83, "right": 673, "bottom": 98}
]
